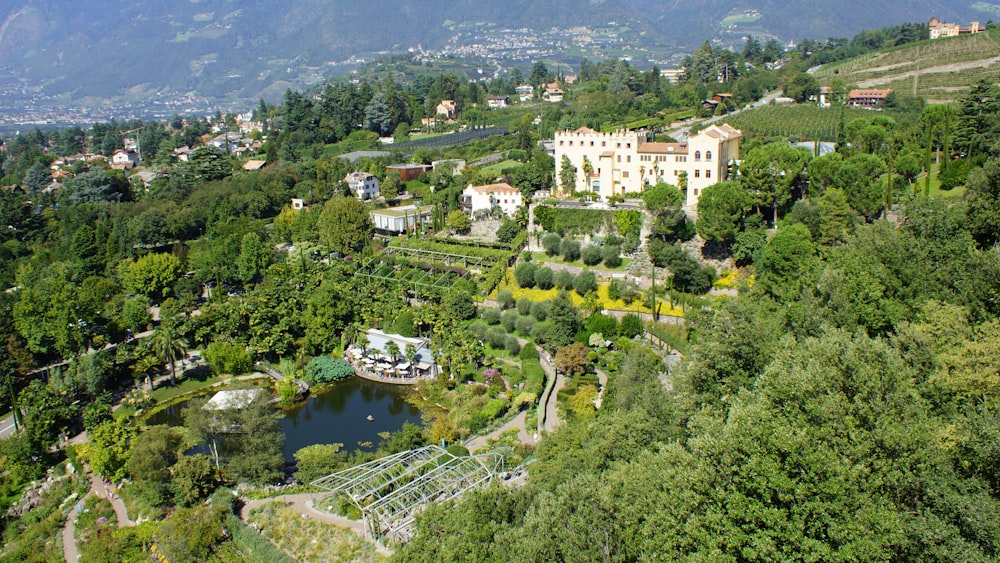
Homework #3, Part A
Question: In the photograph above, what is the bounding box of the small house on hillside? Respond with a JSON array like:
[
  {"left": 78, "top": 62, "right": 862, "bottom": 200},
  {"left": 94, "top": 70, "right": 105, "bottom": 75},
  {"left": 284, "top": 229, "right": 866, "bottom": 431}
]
[
  {"left": 345, "top": 171, "right": 380, "bottom": 200},
  {"left": 847, "top": 89, "right": 893, "bottom": 109},
  {"left": 462, "top": 182, "right": 523, "bottom": 217},
  {"left": 487, "top": 95, "right": 509, "bottom": 109},
  {"left": 111, "top": 149, "right": 139, "bottom": 169},
  {"left": 516, "top": 84, "right": 534, "bottom": 101},
  {"left": 436, "top": 100, "right": 458, "bottom": 118}
]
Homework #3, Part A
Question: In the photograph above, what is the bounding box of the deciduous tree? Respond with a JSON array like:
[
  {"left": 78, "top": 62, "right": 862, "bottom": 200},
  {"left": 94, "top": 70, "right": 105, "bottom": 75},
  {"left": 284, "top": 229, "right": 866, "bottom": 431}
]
[{"left": 318, "top": 196, "right": 374, "bottom": 256}]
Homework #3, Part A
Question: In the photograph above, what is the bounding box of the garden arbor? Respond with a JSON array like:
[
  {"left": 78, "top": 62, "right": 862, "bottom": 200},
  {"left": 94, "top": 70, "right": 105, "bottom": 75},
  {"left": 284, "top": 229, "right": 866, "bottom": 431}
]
[{"left": 312, "top": 445, "right": 507, "bottom": 545}]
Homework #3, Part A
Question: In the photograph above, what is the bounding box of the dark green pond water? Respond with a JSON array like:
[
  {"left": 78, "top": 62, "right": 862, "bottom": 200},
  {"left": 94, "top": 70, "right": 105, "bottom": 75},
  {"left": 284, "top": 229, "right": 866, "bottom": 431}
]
[{"left": 145, "top": 377, "right": 423, "bottom": 460}]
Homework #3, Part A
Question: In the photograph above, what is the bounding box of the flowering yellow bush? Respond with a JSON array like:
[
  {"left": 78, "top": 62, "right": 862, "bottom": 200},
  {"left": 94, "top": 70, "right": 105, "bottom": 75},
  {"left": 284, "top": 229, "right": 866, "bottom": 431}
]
[
  {"left": 492, "top": 275, "right": 683, "bottom": 317},
  {"left": 713, "top": 268, "right": 755, "bottom": 290}
]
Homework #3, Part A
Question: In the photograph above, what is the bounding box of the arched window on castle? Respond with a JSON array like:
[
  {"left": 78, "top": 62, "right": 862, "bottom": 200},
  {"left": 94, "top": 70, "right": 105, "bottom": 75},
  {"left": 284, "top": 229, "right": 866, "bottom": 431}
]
[{"left": 694, "top": 151, "right": 701, "bottom": 161}]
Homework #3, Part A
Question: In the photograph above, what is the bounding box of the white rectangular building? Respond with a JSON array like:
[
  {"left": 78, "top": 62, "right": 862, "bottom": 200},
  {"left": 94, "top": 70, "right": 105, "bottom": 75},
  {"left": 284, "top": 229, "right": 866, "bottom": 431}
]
[{"left": 370, "top": 205, "right": 433, "bottom": 235}]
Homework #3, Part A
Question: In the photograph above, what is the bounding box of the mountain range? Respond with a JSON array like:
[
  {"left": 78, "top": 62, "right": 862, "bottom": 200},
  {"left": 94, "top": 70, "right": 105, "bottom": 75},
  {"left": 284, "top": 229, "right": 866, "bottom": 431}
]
[{"left": 0, "top": 0, "right": 983, "bottom": 108}]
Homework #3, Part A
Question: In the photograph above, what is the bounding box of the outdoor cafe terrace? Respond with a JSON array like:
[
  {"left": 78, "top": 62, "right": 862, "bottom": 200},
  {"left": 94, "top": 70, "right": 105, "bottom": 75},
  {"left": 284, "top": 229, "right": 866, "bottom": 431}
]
[{"left": 345, "top": 329, "right": 439, "bottom": 384}]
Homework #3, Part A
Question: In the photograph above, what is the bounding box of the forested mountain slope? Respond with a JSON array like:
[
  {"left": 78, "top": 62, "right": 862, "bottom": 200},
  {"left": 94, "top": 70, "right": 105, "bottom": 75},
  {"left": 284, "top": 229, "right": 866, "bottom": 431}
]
[{"left": 0, "top": 0, "right": 980, "bottom": 105}]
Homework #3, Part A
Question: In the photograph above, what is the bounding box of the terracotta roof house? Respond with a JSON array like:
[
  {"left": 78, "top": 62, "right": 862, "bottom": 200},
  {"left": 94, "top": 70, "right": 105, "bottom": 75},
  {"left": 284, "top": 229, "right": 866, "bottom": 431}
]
[{"left": 848, "top": 89, "right": 893, "bottom": 109}]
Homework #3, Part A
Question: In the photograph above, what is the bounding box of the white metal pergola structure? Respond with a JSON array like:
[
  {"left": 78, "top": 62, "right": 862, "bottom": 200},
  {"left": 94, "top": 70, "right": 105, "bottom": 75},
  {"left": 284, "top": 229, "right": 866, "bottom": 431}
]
[{"left": 311, "top": 445, "right": 505, "bottom": 545}]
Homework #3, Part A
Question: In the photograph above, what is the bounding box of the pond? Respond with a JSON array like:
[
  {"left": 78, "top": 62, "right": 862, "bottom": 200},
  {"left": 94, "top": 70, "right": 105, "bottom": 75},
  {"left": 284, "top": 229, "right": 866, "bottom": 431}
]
[{"left": 145, "top": 377, "right": 423, "bottom": 460}]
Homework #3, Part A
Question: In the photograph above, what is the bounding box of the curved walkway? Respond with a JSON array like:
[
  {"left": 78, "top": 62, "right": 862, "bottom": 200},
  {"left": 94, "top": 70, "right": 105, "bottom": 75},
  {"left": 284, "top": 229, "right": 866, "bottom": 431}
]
[
  {"left": 464, "top": 410, "right": 533, "bottom": 452},
  {"left": 62, "top": 472, "right": 135, "bottom": 563},
  {"left": 539, "top": 349, "right": 566, "bottom": 433}
]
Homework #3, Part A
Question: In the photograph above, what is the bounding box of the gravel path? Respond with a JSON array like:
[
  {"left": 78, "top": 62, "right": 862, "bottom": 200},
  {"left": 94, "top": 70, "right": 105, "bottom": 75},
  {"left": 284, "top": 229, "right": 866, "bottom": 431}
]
[{"left": 61, "top": 472, "right": 135, "bottom": 563}]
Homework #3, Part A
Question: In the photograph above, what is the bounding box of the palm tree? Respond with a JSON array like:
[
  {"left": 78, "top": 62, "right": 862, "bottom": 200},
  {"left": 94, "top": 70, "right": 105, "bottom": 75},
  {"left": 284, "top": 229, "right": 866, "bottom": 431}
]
[
  {"left": 404, "top": 343, "right": 418, "bottom": 378},
  {"left": 134, "top": 353, "right": 161, "bottom": 390},
  {"left": 149, "top": 320, "right": 188, "bottom": 386},
  {"left": 356, "top": 332, "right": 369, "bottom": 356},
  {"left": 384, "top": 341, "right": 401, "bottom": 378},
  {"left": 384, "top": 341, "right": 400, "bottom": 364}
]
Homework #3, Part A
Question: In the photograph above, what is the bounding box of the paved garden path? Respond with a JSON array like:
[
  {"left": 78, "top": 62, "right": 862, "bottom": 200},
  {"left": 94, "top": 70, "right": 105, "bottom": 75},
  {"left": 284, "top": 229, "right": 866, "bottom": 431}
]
[
  {"left": 61, "top": 471, "right": 135, "bottom": 563},
  {"left": 464, "top": 410, "right": 534, "bottom": 452}
]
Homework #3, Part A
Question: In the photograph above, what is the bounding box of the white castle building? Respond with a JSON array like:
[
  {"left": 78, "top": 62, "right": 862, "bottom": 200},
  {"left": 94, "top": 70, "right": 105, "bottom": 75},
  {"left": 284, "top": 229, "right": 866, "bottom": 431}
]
[{"left": 553, "top": 124, "right": 742, "bottom": 208}]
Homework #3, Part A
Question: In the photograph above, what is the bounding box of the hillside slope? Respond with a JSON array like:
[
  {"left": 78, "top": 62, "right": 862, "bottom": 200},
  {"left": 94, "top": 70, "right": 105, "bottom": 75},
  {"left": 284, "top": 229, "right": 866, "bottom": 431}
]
[
  {"left": 0, "top": 0, "right": 984, "bottom": 106},
  {"left": 814, "top": 31, "right": 1000, "bottom": 103}
]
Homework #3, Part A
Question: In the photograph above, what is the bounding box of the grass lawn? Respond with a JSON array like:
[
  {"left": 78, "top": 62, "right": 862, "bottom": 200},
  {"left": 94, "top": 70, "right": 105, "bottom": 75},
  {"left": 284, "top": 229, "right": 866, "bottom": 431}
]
[
  {"left": 525, "top": 251, "right": 632, "bottom": 272},
  {"left": 915, "top": 166, "right": 966, "bottom": 200},
  {"left": 114, "top": 373, "right": 225, "bottom": 420},
  {"left": 478, "top": 159, "right": 522, "bottom": 175},
  {"left": 930, "top": 183, "right": 965, "bottom": 199}
]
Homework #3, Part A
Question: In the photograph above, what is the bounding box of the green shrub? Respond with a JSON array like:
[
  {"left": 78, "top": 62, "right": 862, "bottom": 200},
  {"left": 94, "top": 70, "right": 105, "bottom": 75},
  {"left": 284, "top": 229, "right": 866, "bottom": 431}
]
[
  {"left": 469, "top": 322, "right": 489, "bottom": 341},
  {"left": 534, "top": 206, "right": 615, "bottom": 235},
  {"left": 554, "top": 269, "right": 576, "bottom": 290},
  {"left": 560, "top": 238, "right": 581, "bottom": 262},
  {"left": 574, "top": 269, "right": 597, "bottom": 295},
  {"left": 505, "top": 335, "right": 522, "bottom": 356},
  {"left": 486, "top": 327, "right": 507, "bottom": 349},
  {"left": 497, "top": 290, "right": 515, "bottom": 309},
  {"left": 620, "top": 314, "right": 642, "bottom": 338},
  {"left": 531, "top": 300, "right": 550, "bottom": 322},
  {"left": 444, "top": 290, "right": 477, "bottom": 320},
  {"left": 515, "top": 262, "right": 538, "bottom": 288},
  {"left": 501, "top": 310, "right": 520, "bottom": 333},
  {"left": 519, "top": 342, "right": 539, "bottom": 360},
  {"left": 586, "top": 313, "right": 619, "bottom": 338},
  {"left": 534, "top": 266, "right": 555, "bottom": 289},
  {"left": 542, "top": 233, "right": 562, "bottom": 256},
  {"left": 603, "top": 245, "right": 622, "bottom": 268},
  {"left": 482, "top": 308, "right": 502, "bottom": 325},
  {"left": 607, "top": 280, "right": 621, "bottom": 301},
  {"left": 517, "top": 297, "right": 534, "bottom": 316},
  {"left": 204, "top": 340, "right": 252, "bottom": 375},
  {"left": 531, "top": 321, "right": 553, "bottom": 343},
  {"left": 522, "top": 359, "right": 545, "bottom": 396},
  {"left": 469, "top": 398, "right": 509, "bottom": 432},
  {"left": 582, "top": 245, "right": 603, "bottom": 266},
  {"left": 515, "top": 315, "right": 536, "bottom": 336},
  {"left": 304, "top": 356, "right": 354, "bottom": 384},
  {"left": 496, "top": 220, "right": 522, "bottom": 243}
]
